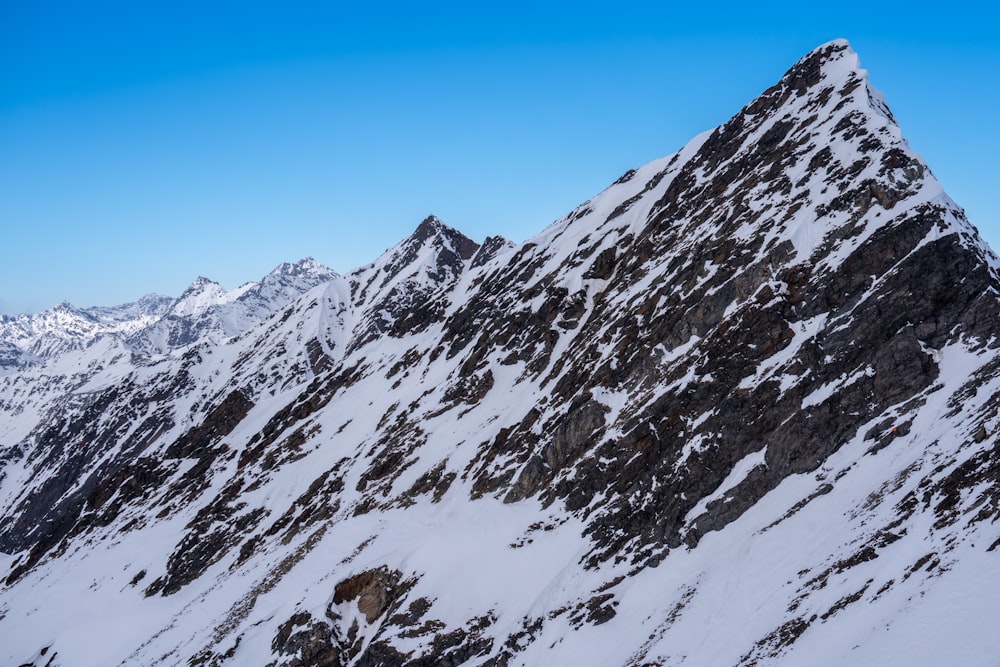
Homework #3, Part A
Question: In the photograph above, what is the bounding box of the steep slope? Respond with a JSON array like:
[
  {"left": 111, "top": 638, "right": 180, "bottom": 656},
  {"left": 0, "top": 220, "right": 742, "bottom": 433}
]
[{"left": 2, "top": 39, "right": 1000, "bottom": 667}]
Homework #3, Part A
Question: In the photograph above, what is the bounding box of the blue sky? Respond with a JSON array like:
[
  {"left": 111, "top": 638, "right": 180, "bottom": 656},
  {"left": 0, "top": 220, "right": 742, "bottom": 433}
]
[{"left": 2, "top": 1, "right": 997, "bottom": 314}]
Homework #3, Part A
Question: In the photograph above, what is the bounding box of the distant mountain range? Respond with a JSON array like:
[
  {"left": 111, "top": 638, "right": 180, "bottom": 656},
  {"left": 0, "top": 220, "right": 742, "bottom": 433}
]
[
  {"left": 2, "top": 39, "right": 999, "bottom": 666},
  {"left": 0, "top": 257, "right": 337, "bottom": 363}
]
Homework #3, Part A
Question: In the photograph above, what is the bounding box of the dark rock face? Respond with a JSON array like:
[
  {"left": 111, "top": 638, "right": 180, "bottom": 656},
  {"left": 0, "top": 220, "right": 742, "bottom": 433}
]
[
  {"left": 0, "top": 377, "right": 180, "bottom": 583},
  {"left": 471, "top": 235, "right": 513, "bottom": 269},
  {"left": 269, "top": 611, "right": 341, "bottom": 667},
  {"left": 2, "top": 40, "right": 999, "bottom": 666}
]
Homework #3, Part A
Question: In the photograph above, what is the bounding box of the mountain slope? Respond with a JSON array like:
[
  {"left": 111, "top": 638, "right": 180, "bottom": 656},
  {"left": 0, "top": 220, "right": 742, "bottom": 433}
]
[{"left": 2, "top": 39, "right": 999, "bottom": 667}]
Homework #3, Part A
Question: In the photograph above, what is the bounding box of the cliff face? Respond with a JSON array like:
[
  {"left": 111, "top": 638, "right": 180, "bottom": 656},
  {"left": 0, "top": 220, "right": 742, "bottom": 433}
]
[{"left": 2, "top": 40, "right": 1000, "bottom": 667}]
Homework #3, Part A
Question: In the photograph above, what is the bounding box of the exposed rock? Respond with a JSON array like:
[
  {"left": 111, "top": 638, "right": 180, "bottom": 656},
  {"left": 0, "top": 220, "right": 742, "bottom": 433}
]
[
  {"left": 333, "top": 568, "right": 401, "bottom": 623},
  {"left": 269, "top": 612, "right": 341, "bottom": 667}
]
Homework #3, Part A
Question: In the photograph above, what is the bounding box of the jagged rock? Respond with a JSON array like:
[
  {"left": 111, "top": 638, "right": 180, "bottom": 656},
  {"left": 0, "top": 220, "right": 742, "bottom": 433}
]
[
  {"left": 333, "top": 568, "right": 400, "bottom": 623},
  {"left": 269, "top": 611, "right": 341, "bottom": 667}
]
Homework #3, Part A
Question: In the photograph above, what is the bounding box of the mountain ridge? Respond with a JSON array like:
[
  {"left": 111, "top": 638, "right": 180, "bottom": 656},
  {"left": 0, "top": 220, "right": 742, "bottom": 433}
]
[
  {"left": 0, "top": 257, "right": 340, "bottom": 366},
  {"left": 2, "top": 39, "right": 999, "bottom": 667}
]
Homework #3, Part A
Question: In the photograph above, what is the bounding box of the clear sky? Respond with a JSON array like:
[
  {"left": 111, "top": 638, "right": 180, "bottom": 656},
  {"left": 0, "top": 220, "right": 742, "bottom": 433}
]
[{"left": 2, "top": 1, "right": 997, "bottom": 314}]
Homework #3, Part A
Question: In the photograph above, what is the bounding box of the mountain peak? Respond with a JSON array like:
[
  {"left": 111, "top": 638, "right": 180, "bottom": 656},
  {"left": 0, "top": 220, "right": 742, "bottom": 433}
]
[
  {"left": 741, "top": 38, "right": 880, "bottom": 119},
  {"left": 407, "top": 215, "right": 479, "bottom": 260},
  {"left": 413, "top": 214, "right": 445, "bottom": 237},
  {"left": 292, "top": 256, "right": 326, "bottom": 272},
  {"left": 346, "top": 216, "right": 482, "bottom": 334},
  {"left": 801, "top": 37, "right": 854, "bottom": 70},
  {"left": 185, "top": 276, "right": 221, "bottom": 292},
  {"left": 264, "top": 257, "right": 337, "bottom": 283},
  {"left": 170, "top": 277, "right": 230, "bottom": 319},
  {"left": 785, "top": 38, "right": 857, "bottom": 89}
]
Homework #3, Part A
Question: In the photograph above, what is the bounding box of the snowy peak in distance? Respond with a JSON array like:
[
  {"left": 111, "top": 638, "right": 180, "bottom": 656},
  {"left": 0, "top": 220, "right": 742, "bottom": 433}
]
[
  {"left": 171, "top": 258, "right": 338, "bottom": 319},
  {"left": 0, "top": 293, "right": 173, "bottom": 364},
  {"left": 263, "top": 256, "right": 337, "bottom": 283},
  {"left": 127, "top": 258, "right": 339, "bottom": 355},
  {"left": 83, "top": 293, "right": 175, "bottom": 324},
  {"left": 0, "top": 258, "right": 339, "bottom": 363},
  {"left": 247, "top": 257, "right": 340, "bottom": 306},
  {"left": 169, "top": 276, "right": 230, "bottom": 317}
]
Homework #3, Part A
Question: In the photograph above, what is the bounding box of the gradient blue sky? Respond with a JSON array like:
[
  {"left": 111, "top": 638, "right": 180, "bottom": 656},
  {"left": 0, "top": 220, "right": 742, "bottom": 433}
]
[{"left": 2, "top": 1, "right": 997, "bottom": 314}]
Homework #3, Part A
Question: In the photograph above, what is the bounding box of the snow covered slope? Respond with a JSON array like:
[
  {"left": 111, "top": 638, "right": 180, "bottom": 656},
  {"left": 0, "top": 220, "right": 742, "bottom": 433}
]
[{"left": 2, "top": 39, "right": 1000, "bottom": 667}]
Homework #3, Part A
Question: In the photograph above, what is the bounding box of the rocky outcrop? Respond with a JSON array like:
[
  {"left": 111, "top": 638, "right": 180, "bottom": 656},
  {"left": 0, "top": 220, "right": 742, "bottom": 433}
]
[
  {"left": 268, "top": 611, "right": 341, "bottom": 667},
  {"left": 333, "top": 568, "right": 399, "bottom": 623}
]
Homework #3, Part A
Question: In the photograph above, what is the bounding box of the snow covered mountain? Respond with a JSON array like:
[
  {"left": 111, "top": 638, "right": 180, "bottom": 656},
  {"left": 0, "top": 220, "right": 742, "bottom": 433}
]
[
  {"left": 2, "top": 39, "right": 999, "bottom": 666},
  {"left": 0, "top": 294, "right": 173, "bottom": 365},
  {"left": 126, "top": 257, "right": 339, "bottom": 355},
  {"left": 0, "top": 257, "right": 338, "bottom": 365}
]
